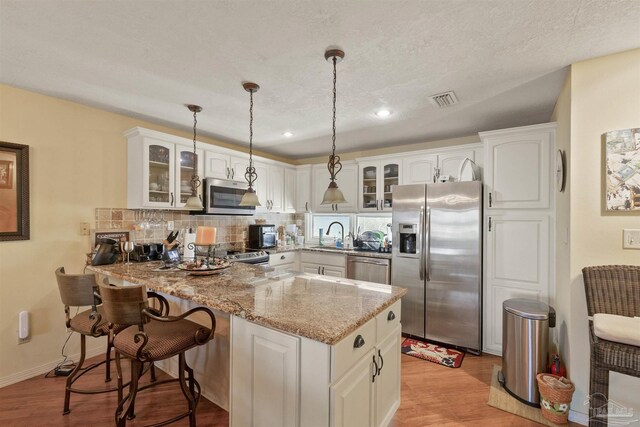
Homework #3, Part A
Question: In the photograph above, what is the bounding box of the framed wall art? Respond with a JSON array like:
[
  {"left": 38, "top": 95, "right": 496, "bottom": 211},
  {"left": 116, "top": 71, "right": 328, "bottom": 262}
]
[
  {"left": 605, "top": 128, "right": 640, "bottom": 212},
  {"left": 0, "top": 141, "right": 30, "bottom": 241}
]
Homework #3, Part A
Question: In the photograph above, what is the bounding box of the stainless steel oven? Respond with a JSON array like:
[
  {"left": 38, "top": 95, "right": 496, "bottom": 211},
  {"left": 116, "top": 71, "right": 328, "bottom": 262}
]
[{"left": 204, "top": 178, "right": 255, "bottom": 215}]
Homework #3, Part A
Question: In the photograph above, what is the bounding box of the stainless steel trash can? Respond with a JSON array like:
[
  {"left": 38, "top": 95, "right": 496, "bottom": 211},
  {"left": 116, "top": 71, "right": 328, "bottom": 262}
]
[{"left": 498, "top": 298, "right": 555, "bottom": 407}]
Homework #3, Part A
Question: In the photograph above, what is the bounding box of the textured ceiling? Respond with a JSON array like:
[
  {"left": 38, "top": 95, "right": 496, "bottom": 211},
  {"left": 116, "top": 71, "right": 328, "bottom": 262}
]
[{"left": 1, "top": 0, "right": 639, "bottom": 159}]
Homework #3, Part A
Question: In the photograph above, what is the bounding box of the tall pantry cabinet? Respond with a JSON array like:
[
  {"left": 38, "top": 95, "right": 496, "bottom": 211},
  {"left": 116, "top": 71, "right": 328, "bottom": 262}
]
[{"left": 480, "top": 123, "right": 556, "bottom": 355}]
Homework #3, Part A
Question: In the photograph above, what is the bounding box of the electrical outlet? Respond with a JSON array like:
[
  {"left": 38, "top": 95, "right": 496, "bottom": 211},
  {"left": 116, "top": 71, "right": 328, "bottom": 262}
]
[
  {"left": 623, "top": 229, "right": 640, "bottom": 249},
  {"left": 167, "top": 220, "right": 175, "bottom": 231},
  {"left": 80, "top": 222, "right": 90, "bottom": 236}
]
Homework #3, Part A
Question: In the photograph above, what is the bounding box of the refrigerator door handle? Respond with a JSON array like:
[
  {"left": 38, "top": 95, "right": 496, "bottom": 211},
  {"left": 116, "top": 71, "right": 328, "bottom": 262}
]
[
  {"left": 419, "top": 206, "right": 426, "bottom": 281},
  {"left": 425, "top": 206, "right": 432, "bottom": 282}
]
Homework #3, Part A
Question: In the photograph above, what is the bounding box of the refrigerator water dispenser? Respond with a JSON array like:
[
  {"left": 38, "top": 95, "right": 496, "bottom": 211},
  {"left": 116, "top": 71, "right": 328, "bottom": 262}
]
[{"left": 398, "top": 224, "right": 418, "bottom": 254}]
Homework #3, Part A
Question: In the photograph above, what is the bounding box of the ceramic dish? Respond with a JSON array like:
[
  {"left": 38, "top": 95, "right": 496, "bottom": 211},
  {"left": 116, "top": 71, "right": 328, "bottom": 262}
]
[{"left": 177, "top": 260, "right": 231, "bottom": 275}]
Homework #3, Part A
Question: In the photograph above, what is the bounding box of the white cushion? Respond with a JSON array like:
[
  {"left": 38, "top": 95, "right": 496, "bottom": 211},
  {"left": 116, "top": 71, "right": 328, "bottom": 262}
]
[{"left": 593, "top": 313, "right": 640, "bottom": 347}]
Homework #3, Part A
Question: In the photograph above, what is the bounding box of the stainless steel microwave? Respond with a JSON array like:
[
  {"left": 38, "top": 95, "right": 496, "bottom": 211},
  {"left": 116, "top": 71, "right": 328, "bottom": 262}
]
[{"left": 203, "top": 178, "right": 255, "bottom": 215}]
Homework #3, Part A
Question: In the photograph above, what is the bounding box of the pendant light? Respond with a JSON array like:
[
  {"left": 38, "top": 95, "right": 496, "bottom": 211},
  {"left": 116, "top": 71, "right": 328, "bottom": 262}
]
[
  {"left": 239, "top": 82, "right": 261, "bottom": 206},
  {"left": 184, "top": 104, "right": 204, "bottom": 210},
  {"left": 321, "top": 48, "right": 347, "bottom": 205}
]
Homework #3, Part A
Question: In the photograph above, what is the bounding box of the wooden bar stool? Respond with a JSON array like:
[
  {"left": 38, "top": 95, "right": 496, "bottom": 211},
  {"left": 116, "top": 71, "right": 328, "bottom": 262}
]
[
  {"left": 55, "top": 266, "right": 121, "bottom": 415},
  {"left": 99, "top": 282, "right": 216, "bottom": 427}
]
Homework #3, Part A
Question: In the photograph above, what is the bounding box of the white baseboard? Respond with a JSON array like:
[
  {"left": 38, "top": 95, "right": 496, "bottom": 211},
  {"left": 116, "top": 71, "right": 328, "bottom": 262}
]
[
  {"left": 0, "top": 346, "right": 105, "bottom": 389},
  {"left": 569, "top": 409, "right": 589, "bottom": 425}
]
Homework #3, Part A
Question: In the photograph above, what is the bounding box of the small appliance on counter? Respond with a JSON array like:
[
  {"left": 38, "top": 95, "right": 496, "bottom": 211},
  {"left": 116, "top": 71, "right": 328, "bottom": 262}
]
[
  {"left": 91, "top": 238, "right": 119, "bottom": 266},
  {"left": 130, "top": 243, "right": 164, "bottom": 262},
  {"left": 248, "top": 224, "right": 277, "bottom": 249}
]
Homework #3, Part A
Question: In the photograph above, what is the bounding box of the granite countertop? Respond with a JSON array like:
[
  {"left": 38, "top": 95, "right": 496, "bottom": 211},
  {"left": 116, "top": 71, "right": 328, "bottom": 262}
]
[
  {"left": 266, "top": 245, "right": 392, "bottom": 260},
  {"left": 88, "top": 262, "right": 405, "bottom": 345}
]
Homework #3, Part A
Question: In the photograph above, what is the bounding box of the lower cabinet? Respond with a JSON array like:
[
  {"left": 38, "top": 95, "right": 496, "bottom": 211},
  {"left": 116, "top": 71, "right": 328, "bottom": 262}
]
[
  {"left": 230, "top": 300, "right": 402, "bottom": 427},
  {"left": 300, "top": 251, "right": 346, "bottom": 277},
  {"left": 231, "top": 318, "right": 300, "bottom": 427},
  {"left": 269, "top": 251, "right": 300, "bottom": 272}
]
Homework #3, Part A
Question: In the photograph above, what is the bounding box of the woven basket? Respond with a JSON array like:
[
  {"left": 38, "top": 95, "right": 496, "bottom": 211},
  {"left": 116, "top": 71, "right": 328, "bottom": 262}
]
[{"left": 536, "top": 373, "right": 575, "bottom": 424}]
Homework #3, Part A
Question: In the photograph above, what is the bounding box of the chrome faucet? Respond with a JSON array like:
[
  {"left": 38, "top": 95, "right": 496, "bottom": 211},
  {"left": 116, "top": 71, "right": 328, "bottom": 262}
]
[{"left": 326, "top": 221, "right": 344, "bottom": 243}]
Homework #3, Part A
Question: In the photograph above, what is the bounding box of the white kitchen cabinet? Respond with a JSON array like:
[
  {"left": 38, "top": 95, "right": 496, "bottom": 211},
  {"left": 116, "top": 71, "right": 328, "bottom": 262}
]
[
  {"left": 254, "top": 161, "right": 285, "bottom": 212},
  {"left": 231, "top": 296, "right": 402, "bottom": 427},
  {"left": 296, "top": 165, "right": 312, "bottom": 213},
  {"left": 484, "top": 213, "right": 551, "bottom": 354},
  {"left": 401, "top": 145, "right": 481, "bottom": 185},
  {"left": 401, "top": 154, "right": 438, "bottom": 185},
  {"left": 284, "top": 167, "right": 296, "bottom": 212},
  {"left": 481, "top": 123, "right": 554, "bottom": 209},
  {"left": 358, "top": 159, "right": 401, "bottom": 212},
  {"left": 204, "top": 151, "right": 249, "bottom": 181},
  {"left": 300, "top": 251, "right": 346, "bottom": 277},
  {"left": 374, "top": 325, "right": 401, "bottom": 427},
  {"left": 312, "top": 161, "right": 358, "bottom": 213},
  {"left": 331, "top": 348, "right": 376, "bottom": 427},
  {"left": 270, "top": 251, "right": 299, "bottom": 272},
  {"left": 125, "top": 128, "right": 205, "bottom": 209},
  {"left": 231, "top": 318, "right": 300, "bottom": 427}
]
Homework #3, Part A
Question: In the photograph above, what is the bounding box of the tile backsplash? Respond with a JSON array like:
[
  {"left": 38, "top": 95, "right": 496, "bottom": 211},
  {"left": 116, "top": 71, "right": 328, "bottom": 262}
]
[{"left": 94, "top": 208, "right": 305, "bottom": 251}]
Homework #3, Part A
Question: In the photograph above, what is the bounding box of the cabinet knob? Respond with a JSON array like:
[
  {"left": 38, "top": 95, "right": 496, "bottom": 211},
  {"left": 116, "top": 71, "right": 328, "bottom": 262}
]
[
  {"left": 353, "top": 335, "right": 365, "bottom": 348},
  {"left": 387, "top": 311, "right": 396, "bottom": 321},
  {"left": 280, "top": 255, "right": 286, "bottom": 260}
]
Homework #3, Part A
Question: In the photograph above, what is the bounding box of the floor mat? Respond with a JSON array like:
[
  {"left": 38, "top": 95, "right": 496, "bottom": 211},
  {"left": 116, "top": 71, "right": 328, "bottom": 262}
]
[{"left": 400, "top": 337, "right": 465, "bottom": 368}]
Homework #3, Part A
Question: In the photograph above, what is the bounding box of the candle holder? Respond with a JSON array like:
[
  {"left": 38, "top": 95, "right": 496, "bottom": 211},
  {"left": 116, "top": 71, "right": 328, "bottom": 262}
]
[{"left": 186, "top": 242, "right": 220, "bottom": 268}]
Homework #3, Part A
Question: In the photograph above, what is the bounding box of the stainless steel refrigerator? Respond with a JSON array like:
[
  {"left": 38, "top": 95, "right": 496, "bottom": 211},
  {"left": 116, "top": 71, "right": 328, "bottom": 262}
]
[{"left": 391, "top": 181, "right": 482, "bottom": 354}]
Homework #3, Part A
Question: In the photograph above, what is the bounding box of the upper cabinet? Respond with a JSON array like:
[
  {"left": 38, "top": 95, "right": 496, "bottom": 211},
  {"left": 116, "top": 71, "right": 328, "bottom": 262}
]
[
  {"left": 284, "top": 168, "right": 296, "bottom": 212},
  {"left": 295, "top": 165, "right": 312, "bottom": 213},
  {"left": 401, "top": 145, "right": 482, "bottom": 185},
  {"left": 204, "top": 151, "right": 249, "bottom": 181},
  {"left": 126, "top": 128, "right": 204, "bottom": 209},
  {"left": 312, "top": 162, "right": 358, "bottom": 213},
  {"left": 481, "top": 123, "right": 554, "bottom": 209},
  {"left": 358, "top": 159, "right": 401, "bottom": 212}
]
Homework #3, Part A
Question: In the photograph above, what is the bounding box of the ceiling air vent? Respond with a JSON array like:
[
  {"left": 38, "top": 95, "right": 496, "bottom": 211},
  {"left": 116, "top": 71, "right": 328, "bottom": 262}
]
[{"left": 428, "top": 91, "right": 459, "bottom": 108}]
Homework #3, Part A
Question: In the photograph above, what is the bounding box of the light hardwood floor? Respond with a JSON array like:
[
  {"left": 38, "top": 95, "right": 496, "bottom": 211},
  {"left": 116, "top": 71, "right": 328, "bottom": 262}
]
[{"left": 0, "top": 352, "right": 555, "bottom": 426}]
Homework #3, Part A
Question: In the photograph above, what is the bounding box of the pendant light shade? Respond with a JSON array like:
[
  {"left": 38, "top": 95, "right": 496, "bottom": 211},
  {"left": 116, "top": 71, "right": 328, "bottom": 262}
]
[
  {"left": 185, "top": 104, "right": 204, "bottom": 210},
  {"left": 239, "top": 82, "right": 262, "bottom": 207},
  {"left": 321, "top": 48, "right": 347, "bottom": 205}
]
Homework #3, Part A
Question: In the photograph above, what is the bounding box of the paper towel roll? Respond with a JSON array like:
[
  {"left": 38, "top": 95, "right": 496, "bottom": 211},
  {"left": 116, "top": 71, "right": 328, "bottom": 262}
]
[{"left": 183, "top": 233, "right": 196, "bottom": 260}]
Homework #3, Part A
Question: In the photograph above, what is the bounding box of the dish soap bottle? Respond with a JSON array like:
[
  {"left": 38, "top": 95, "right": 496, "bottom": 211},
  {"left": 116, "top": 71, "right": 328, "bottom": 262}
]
[{"left": 318, "top": 228, "right": 323, "bottom": 247}]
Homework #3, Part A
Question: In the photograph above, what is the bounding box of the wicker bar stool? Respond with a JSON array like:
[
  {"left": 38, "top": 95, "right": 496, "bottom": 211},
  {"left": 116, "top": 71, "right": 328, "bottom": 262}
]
[
  {"left": 582, "top": 265, "right": 640, "bottom": 427},
  {"left": 99, "top": 282, "right": 216, "bottom": 427}
]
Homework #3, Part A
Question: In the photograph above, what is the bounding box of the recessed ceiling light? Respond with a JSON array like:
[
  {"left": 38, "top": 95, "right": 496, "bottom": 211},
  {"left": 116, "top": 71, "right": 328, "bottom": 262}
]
[
  {"left": 375, "top": 109, "right": 391, "bottom": 118},
  {"left": 283, "top": 131, "right": 293, "bottom": 137}
]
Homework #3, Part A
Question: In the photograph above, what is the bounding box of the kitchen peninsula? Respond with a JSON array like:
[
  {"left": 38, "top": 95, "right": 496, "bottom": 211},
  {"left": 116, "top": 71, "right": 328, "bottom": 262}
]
[{"left": 88, "top": 262, "right": 406, "bottom": 427}]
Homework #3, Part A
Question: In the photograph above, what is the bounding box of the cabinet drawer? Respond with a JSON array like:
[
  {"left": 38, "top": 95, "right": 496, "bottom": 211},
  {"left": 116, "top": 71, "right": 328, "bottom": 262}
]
[
  {"left": 331, "top": 317, "right": 376, "bottom": 382},
  {"left": 376, "top": 300, "right": 401, "bottom": 342},
  {"left": 300, "top": 251, "right": 346, "bottom": 267},
  {"left": 269, "top": 251, "right": 298, "bottom": 267}
]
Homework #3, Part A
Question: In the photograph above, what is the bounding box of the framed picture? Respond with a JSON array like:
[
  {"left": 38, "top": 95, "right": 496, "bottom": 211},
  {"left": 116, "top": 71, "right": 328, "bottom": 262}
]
[
  {"left": 605, "top": 128, "right": 640, "bottom": 212},
  {"left": 0, "top": 141, "right": 30, "bottom": 241}
]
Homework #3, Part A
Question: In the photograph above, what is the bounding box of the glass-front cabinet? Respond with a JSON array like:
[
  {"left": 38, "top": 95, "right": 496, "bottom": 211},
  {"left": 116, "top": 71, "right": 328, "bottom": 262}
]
[
  {"left": 145, "top": 140, "right": 176, "bottom": 208},
  {"left": 175, "top": 147, "right": 204, "bottom": 208},
  {"left": 358, "top": 159, "right": 400, "bottom": 212}
]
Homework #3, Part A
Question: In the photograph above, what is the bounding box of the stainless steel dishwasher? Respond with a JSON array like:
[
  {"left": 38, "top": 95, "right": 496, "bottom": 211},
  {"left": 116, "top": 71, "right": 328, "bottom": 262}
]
[{"left": 346, "top": 255, "right": 391, "bottom": 284}]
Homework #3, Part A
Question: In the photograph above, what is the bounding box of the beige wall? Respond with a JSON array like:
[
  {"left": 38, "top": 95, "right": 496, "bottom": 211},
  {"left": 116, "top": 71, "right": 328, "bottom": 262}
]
[
  {"left": 563, "top": 49, "right": 640, "bottom": 419},
  {"left": 0, "top": 84, "right": 288, "bottom": 383},
  {"left": 551, "top": 72, "right": 571, "bottom": 362}
]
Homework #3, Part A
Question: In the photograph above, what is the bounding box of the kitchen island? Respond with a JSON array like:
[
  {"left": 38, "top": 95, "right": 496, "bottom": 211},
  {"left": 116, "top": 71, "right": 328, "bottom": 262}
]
[{"left": 88, "top": 262, "right": 406, "bottom": 427}]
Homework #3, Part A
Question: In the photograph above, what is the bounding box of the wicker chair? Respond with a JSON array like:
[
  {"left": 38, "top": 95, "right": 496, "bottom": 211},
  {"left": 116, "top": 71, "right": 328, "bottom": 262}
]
[
  {"left": 582, "top": 265, "right": 640, "bottom": 427},
  {"left": 99, "top": 281, "right": 216, "bottom": 427}
]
